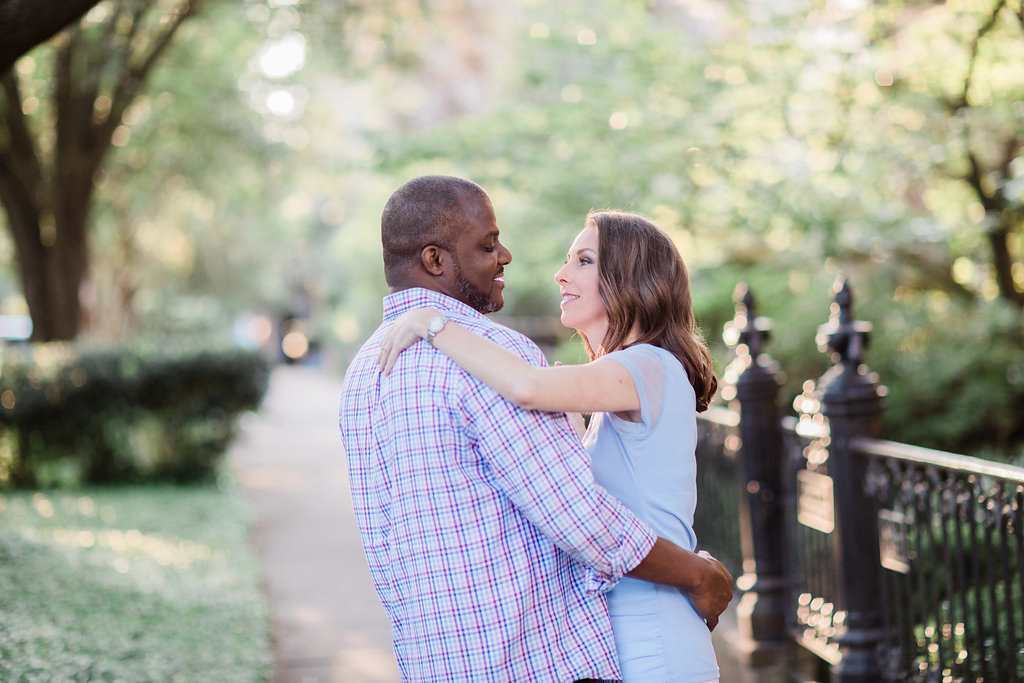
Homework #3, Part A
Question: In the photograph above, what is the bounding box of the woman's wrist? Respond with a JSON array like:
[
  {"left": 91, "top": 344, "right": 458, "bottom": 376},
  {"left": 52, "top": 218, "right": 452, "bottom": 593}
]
[{"left": 417, "top": 308, "right": 443, "bottom": 340}]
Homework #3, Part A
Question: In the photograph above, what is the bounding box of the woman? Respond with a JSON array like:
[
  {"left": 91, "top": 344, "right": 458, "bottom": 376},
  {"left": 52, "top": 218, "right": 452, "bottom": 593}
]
[{"left": 377, "top": 210, "right": 720, "bottom": 683}]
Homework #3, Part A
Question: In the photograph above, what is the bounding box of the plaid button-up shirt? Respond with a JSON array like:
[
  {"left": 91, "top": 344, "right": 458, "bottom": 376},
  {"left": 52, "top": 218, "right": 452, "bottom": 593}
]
[{"left": 339, "top": 288, "right": 657, "bottom": 682}]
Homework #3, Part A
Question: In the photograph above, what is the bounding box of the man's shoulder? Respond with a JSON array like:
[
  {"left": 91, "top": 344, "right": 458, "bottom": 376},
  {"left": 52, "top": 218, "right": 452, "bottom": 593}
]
[{"left": 339, "top": 327, "right": 386, "bottom": 392}]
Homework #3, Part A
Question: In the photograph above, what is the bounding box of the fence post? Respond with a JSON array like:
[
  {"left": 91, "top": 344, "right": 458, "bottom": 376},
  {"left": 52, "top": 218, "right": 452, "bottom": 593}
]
[
  {"left": 721, "top": 284, "right": 789, "bottom": 671},
  {"left": 814, "top": 278, "right": 887, "bottom": 683}
]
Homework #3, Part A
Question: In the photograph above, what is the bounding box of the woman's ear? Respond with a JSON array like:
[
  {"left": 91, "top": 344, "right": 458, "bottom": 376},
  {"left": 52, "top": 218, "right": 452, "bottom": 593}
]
[{"left": 420, "top": 245, "right": 448, "bottom": 276}]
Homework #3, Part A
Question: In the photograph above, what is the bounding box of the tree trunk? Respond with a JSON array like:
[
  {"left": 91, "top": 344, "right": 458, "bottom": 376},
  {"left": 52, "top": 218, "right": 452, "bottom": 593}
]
[
  {"left": 0, "top": 0, "right": 198, "bottom": 341},
  {"left": 0, "top": 50, "right": 96, "bottom": 341},
  {"left": 0, "top": 171, "right": 88, "bottom": 341}
]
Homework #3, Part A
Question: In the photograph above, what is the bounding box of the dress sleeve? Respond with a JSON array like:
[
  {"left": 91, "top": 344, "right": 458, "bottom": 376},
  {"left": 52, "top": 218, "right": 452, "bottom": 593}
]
[
  {"left": 458, "top": 326, "right": 657, "bottom": 590},
  {"left": 605, "top": 345, "right": 667, "bottom": 429}
]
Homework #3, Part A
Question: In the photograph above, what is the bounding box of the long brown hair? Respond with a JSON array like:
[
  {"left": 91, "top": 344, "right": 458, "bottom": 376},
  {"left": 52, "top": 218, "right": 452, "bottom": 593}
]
[{"left": 580, "top": 210, "right": 718, "bottom": 412}]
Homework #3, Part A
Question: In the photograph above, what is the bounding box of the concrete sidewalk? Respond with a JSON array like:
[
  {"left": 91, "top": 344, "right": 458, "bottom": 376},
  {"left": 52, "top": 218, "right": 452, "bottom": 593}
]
[{"left": 230, "top": 365, "right": 400, "bottom": 683}]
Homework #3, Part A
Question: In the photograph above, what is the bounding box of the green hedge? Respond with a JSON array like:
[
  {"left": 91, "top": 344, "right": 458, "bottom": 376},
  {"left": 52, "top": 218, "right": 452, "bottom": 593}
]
[{"left": 0, "top": 344, "right": 270, "bottom": 488}]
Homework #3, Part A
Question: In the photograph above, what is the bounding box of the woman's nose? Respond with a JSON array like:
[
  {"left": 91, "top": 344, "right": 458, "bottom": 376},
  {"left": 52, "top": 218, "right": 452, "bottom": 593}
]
[{"left": 554, "top": 263, "right": 568, "bottom": 284}]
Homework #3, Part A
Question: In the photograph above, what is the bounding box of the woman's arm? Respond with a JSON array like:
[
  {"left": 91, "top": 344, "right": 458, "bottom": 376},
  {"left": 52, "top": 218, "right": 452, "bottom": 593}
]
[
  {"left": 377, "top": 307, "right": 640, "bottom": 414},
  {"left": 553, "top": 362, "right": 588, "bottom": 436}
]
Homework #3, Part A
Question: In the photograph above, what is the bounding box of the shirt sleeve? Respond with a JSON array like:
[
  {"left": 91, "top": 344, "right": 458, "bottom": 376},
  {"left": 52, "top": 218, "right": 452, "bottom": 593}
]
[{"left": 457, "top": 325, "right": 657, "bottom": 591}]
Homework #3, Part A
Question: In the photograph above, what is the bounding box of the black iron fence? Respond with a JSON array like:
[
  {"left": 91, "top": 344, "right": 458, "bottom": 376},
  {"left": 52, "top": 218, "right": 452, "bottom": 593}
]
[
  {"left": 693, "top": 280, "right": 1024, "bottom": 683},
  {"left": 863, "top": 439, "right": 1024, "bottom": 681}
]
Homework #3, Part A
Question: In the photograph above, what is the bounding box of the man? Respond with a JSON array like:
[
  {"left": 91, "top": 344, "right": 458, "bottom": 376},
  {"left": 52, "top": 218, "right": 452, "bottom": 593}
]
[{"left": 339, "top": 175, "right": 732, "bottom": 682}]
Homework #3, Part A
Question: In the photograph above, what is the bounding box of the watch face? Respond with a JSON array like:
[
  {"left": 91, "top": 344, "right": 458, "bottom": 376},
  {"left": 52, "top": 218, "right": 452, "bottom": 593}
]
[{"left": 429, "top": 317, "right": 445, "bottom": 333}]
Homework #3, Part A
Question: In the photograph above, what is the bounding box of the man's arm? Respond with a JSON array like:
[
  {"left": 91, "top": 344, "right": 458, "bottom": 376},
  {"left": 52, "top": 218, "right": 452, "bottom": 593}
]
[{"left": 628, "top": 538, "right": 734, "bottom": 630}]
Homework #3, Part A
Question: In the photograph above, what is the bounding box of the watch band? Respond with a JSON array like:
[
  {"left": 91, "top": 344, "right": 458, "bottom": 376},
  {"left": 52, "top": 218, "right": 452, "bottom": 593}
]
[{"left": 425, "top": 315, "right": 449, "bottom": 346}]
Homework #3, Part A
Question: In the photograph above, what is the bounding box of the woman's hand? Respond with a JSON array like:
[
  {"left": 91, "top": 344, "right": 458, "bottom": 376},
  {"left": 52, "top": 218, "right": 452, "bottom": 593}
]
[
  {"left": 376, "top": 307, "right": 442, "bottom": 375},
  {"left": 565, "top": 411, "right": 586, "bottom": 437}
]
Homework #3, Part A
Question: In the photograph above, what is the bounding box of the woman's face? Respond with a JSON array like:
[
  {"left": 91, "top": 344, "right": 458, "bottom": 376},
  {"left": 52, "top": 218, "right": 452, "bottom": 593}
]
[{"left": 553, "top": 225, "right": 608, "bottom": 347}]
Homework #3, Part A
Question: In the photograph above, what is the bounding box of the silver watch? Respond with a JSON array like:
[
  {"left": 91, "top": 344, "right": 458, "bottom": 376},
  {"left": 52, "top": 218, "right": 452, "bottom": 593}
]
[{"left": 425, "top": 315, "right": 449, "bottom": 346}]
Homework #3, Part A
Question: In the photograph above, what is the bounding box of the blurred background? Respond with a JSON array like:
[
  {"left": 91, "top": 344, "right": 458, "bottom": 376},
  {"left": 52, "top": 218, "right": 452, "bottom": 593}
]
[{"left": 1, "top": 0, "right": 1022, "bottom": 461}]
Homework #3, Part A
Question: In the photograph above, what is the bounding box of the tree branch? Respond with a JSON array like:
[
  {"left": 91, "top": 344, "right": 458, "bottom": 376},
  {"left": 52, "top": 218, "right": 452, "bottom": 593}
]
[
  {"left": 960, "top": 0, "right": 1007, "bottom": 106},
  {"left": 105, "top": 1, "right": 197, "bottom": 144},
  {"left": 130, "top": 1, "right": 197, "bottom": 90},
  {"left": 965, "top": 146, "right": 1024, "bottom": 308},
  {"left": 0, "top": 0, "right": 103, "bottom": 74},
  {"left": 965, "top": 153, "right": 996, "bottom": 212}
]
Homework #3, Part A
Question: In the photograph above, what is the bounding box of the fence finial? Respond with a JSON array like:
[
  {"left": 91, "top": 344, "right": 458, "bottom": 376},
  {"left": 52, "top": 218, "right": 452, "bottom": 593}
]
[
  {"left": 725, "top": 282, "right": 771, "bottom": 360},
  {"left": 817, "top": 277, "right": 871, "bottom": 369}
]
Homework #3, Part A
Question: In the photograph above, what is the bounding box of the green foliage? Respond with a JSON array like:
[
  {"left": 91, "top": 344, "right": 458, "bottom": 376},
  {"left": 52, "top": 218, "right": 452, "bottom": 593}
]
[
  {"left": 86, "top": 0, "right": 297, "bottom": 338},
  {"left": 865, "top": 288, "right": 1024, "bottom": 456},
  {"left": 354, "top": 0, "right": 1023, "bottom": 459},
  {"left": 0, "top": 482, "right": 271, "bottom": 681},
  {"left": 0, "top": 345, "right": 270, "bottom": 488},
  {"left": 3, "top": 0, "right": 1020, "bottom": 456}
]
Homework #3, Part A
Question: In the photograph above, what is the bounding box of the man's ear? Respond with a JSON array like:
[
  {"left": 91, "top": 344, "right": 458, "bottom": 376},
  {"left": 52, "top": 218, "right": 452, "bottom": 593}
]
[{"left": 420, "top": 245, "right": 448, "bottom": 276}]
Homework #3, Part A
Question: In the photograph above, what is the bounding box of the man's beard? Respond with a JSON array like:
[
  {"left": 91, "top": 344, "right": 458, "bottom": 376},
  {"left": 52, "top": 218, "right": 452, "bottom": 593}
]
[{"left": 453, "top": 260, "right": 501, "bottom": 314}]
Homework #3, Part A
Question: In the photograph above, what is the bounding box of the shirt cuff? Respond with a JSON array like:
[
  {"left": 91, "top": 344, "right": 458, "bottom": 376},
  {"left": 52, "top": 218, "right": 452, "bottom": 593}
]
[{"left": 583, "top": 519, "right": 658, "bottom": 594}]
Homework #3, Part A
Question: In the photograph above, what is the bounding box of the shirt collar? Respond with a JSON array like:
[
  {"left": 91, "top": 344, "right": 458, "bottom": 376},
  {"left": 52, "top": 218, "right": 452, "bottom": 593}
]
[{"left": 382, "top": 287, "right": 487, "bottom": 322}]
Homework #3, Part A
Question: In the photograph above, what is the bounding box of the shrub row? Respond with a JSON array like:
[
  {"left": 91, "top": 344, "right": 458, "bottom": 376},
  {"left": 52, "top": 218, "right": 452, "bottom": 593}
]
[{"left": 0, "top": 344, "right": 270, "bottom": 488}]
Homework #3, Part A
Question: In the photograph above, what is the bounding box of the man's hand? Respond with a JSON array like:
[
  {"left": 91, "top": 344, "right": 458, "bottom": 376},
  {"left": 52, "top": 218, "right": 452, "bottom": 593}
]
[
  {"left": 688, "top": 550, "right": 733, "bottom": 631},
  {"left": 628, "top": 539, "right": 734, "bottom": 631}
]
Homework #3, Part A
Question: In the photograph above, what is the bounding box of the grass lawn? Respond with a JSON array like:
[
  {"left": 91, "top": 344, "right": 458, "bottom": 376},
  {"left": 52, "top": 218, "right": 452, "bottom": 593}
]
[{"left": 0, "top": 476, "right": 271, "bottom": 681}]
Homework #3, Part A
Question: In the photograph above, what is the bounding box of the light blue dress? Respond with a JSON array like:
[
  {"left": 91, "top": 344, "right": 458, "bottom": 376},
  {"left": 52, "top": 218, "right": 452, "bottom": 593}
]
[{"left": 584, "top": 344, "right": 720, "bottom": 682}]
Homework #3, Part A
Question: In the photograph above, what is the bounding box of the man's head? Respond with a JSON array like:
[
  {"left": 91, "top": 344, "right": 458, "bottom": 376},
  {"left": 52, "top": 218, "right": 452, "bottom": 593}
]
[{"left": 381, "top": 175, "right": 511, "bottom": 313}]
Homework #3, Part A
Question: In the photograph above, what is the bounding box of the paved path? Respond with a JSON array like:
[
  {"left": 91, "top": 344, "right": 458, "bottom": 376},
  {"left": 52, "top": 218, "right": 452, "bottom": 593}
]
[{"left": 230, "top": 365, "right": 400, "bottom": 683}]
